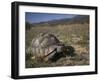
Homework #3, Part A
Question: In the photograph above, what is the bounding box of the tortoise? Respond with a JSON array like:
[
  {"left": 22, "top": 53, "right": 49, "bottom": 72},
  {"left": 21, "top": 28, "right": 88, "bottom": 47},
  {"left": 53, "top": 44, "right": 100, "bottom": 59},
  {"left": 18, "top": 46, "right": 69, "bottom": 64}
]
[{"left": 26, "top": 33, "right": 75, "bottom": 62}]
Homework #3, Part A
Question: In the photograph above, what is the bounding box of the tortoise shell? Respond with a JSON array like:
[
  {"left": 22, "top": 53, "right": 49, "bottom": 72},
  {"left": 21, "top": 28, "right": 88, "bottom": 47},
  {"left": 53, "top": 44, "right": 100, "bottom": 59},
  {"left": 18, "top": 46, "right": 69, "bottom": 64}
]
[{"left": 27, "top": 33, "right": 66, "bottom": 61}]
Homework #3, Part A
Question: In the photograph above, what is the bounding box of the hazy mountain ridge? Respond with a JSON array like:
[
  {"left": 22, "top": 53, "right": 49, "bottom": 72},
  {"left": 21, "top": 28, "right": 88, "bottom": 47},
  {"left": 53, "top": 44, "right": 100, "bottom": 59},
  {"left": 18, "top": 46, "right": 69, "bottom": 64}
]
[
  {"left": 32, "top": 15, "right": 89, "bottom": 25},
  {"left": 26, "top": 15, "right": 89, "bottom": 30}
]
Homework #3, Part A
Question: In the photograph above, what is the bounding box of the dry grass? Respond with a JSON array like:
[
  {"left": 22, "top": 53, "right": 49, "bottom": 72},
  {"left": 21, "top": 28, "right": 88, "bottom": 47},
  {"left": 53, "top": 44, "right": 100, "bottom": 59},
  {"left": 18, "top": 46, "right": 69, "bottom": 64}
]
[{"left": 25, "top": 23, "right": 89, "bottom": 68}]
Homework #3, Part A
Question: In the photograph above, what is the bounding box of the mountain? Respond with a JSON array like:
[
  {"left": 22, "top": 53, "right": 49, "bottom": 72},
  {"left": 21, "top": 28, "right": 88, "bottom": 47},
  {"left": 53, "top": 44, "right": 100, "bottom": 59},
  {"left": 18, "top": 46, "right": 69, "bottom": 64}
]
[
  {"left": 26, "top": 15, "right": 89, "bottom": 28},
  {"left": 72, "top": 15, "right": 89, "bottom": 23}
]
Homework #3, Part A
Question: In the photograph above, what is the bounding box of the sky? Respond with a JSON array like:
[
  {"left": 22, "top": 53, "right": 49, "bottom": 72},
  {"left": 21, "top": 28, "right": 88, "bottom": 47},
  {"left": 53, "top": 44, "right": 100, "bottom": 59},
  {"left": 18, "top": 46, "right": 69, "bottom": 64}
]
[{"left": 25, "top": 12, "right": 76, "bottom": 24}]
